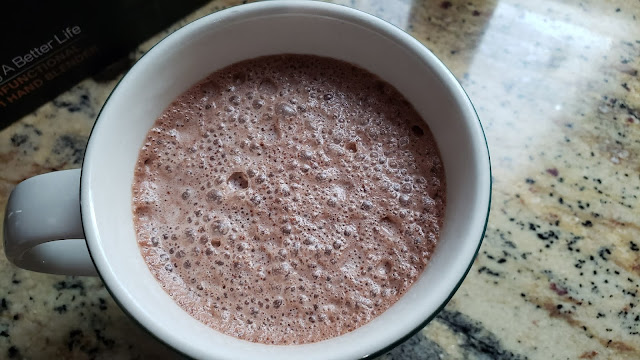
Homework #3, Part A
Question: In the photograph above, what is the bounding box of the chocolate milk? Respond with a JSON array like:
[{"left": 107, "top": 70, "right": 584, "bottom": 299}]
[{"left": 132, "top": 55, "right": 446, "bottom": 344}]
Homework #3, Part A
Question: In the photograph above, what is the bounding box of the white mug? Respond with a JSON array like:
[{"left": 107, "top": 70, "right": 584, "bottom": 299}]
[{"left": 4, "top": 1, "right": 491, "bottom": 359}]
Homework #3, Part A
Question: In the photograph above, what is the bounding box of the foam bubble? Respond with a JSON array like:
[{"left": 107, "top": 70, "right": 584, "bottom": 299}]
[
  {"left": 228, "top": 172, "right": 249, "bottom": 190},
  {"left": 276, "top": 103, "right": 297, "bottom": 117},
  {"left": 207, "top": 190, "right": 223, "bottom": 202}
]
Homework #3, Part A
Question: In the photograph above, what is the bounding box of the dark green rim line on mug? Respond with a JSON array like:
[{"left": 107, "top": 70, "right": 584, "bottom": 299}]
[{"left": 78, "top": 2, "right": 492, "bottom": 359}]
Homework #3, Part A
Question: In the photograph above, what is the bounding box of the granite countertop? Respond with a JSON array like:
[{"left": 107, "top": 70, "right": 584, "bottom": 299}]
[{"left": 1, "top": 0, "right": 639, "bottom": 359}]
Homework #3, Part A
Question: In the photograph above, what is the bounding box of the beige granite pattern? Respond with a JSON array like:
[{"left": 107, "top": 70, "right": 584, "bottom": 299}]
[{"left": 1, "top": 0, "right": 639, "bottom": 359}]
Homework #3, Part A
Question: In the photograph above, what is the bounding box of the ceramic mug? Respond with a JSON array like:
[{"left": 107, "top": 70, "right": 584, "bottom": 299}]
[{"left": 3, "top": 1, "right": 491, "bottom": 359}]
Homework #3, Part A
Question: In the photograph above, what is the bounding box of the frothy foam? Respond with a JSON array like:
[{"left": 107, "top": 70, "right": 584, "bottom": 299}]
[{"left": 132, "top": 55, "right": 446, "bottom": 345}]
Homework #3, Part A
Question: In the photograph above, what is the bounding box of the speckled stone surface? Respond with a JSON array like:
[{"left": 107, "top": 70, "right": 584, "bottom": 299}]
[{"left": 1, "top": 0, "right": 639, "bottom": 359}]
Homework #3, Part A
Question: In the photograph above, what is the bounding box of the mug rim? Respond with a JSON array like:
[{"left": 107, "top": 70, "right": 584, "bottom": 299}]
[{"left": 80, "top": 1, "right": 492, "bottom": 359}]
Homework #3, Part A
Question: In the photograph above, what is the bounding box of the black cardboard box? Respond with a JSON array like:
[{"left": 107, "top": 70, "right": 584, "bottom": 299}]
[{"left": 1, "top": 0, "right": 210, "bottom": 129}]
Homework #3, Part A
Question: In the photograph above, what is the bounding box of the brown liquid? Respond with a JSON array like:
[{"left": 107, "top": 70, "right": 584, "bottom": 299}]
[{"left": 132, "top": 55, "right": 446, "bottom": 345}]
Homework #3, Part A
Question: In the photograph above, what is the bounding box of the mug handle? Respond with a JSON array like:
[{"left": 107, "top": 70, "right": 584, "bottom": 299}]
[{"left": 3, "top": 169, "right": 97, "bottom": 276}]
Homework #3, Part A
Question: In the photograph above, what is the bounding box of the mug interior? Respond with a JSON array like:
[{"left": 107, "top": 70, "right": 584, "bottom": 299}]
[{"left": 81, "top": 2, "right": 490, "bottom": 359}]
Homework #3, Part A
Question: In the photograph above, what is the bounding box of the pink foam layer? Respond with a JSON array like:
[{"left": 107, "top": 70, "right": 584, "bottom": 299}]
[{"left": 132, "top": 55, "right": 446, "bottom": 345}]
